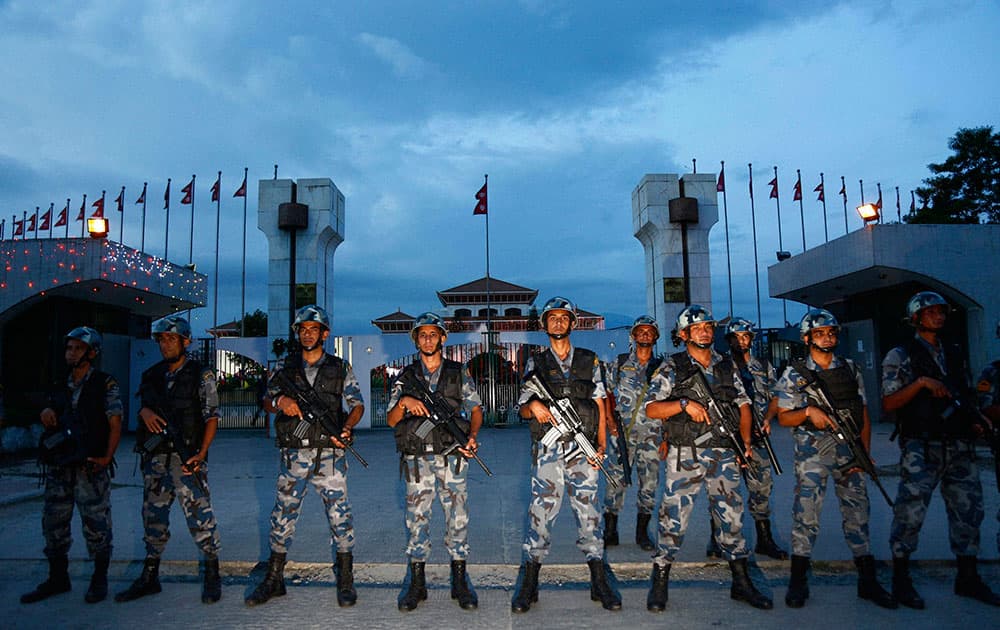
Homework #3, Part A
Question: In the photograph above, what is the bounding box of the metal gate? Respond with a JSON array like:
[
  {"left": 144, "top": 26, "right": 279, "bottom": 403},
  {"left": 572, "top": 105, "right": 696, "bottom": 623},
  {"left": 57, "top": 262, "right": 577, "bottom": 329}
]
[
  {"left": 212, "top": 344, "right": 268, "bottom": 430},
  {"left": 369, "top": 341, "right": 535, "bottom": 428}
]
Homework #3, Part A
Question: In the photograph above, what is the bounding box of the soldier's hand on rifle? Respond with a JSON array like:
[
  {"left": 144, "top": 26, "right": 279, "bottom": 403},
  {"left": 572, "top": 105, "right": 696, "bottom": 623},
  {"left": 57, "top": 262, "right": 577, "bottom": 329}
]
[
  {"left": 685, "top": 400, "right": 709, "bottom": 423},
  {"left": 920, "top": 376, "right": 951, "bottom": 398},
  {"left": 273, "top": 394, "right": 303, "bottom": 418},
  {"left": 658, "top": 439, "right": 669, "bottom": 461},
  {"left": 139, "top": 407, "right": 166, "bottom": 433},
  {"left": 527, "top": 399, "right": 554, "bottom": 424},
  {"left": 331, "top": 426, "right": 352, "bottom": 449},
  {"left": 399, "top": 395, "right": 429, "bottom": 417},
  {"left": 87, "top": 455, "right": 112, "bottom": 471},
  {"left": 183, "top": 452, "right": 206, "bottom": 474},
  {"left": 458, "top": 434, "right": 478, "bottom": 458},
  {"left": 587, "top": 445, "right": 607, "bottom": 469},
  {"left": 40, "top": 407, "right": 58, "bottom": 428},
  {"left": 805, "top": 406, "right": 833, "bottom": 430}
]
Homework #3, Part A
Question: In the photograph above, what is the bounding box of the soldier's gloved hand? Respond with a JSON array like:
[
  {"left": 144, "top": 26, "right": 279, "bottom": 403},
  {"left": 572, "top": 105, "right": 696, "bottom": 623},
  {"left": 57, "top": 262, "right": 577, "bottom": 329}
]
[
  {"left": 140, "top": 408, "right": 166, "bottom": 433},
  {"left": 331, "top": 427, "right": 352, "bottom": 449},
  {"left": 528, "top": 400, "right": 554, "bottom": 424},
  {"left": 686, "top": 401, "right": 709, "bottom": 423},
  {"left": 587, "top": 446, "right": 606, "bottom": 469},
  {"left": 920, "top": 376, "right": 951, "bottom": 398},
  {"left": 40, "top": 408, "right": 58, "bottom": 428},
  {"left": 805, "top": 406, "right": 833, "bottom": 430},
  {"left": 458, "top": 435, "right": 478, "bottom": 458}
]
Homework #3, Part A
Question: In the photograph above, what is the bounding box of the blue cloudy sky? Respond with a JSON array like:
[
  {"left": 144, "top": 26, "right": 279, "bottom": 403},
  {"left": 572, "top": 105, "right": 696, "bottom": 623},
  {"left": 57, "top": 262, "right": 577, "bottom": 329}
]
[{"left": 2, "top": 1, "right": 997, "bottom": 335}]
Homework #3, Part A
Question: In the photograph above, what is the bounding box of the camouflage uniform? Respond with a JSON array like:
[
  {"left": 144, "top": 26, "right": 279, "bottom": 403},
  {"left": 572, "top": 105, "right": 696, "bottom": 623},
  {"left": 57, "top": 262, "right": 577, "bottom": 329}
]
[
  {"left": 389, "top": 362, "right": 482, "bottom": 561},
  {"left": 976, "top": 360, "right": 1000, "bottom": 553},
  {"left": 774, "top": 355, "right": 872, "bottom": 558},
  {"left": 519, "top": 347, "right": 607, "bottom": 562},
  {"left": 43, "top": 368, "right": 122, "bottom": 559},
  {"left": 141, "top": 361, "right": 221, "bottom": 559},
  {"left": 739, "top": 355, "right": 778, "bottom": 520},
  {"left": 883, "top": 337, "right": 983, "bottom": 559},
  {"left": 265, "top": 354, "right": 364, "bottom": 555},
  {"left": 645, "top": 349, "right": 752, "bottom": 564},
  {"left": 604, "top": 352, "right": 662, "bottom": 517}
]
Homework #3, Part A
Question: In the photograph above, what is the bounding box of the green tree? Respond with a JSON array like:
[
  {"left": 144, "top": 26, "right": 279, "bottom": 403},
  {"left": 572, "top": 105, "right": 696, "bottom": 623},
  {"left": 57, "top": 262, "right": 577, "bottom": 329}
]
[
  {"left": 909, "top": 126, "right": 1000, "bottom": 224},
  {"left": 236, "top": 309, "right": 268, "bottom": 337}
]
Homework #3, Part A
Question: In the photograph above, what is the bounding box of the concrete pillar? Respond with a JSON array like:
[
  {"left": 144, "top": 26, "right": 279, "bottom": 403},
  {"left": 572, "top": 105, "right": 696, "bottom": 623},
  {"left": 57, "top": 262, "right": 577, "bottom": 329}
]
[
  {"left": 258, "top": 178, "right": 345, "bottom": 357},
  {"left": 632, "top": 173, "right": 719, "bottom": 351}
]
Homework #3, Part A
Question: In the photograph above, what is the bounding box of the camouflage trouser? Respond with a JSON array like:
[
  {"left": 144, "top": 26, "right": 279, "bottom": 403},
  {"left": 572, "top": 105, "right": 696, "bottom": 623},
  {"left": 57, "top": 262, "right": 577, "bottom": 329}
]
[
  {"left": 523, "top": 441, "right": 603, "bottom": 562},
  {"left": 889, "top": 438, "right": 983, "bottom": 558},
  {"left": 42, "top": 464, "right": 112, "bottom": 558},
  {"left": 746, "top": 442, "right": 776, "bottom": 520},
  {"left": 655, "top": 445, "right": 748, "bottom": 565},
  {"left": 142, "top": 452, "right": 220, "bottom": 558},
  {"left": 269, "top": 447, "right": 353, "bottom": 554},
  {"left": 603, "top": 420, "right": 661, "bottom": 516},
  {"left": 790, "top": 430, "right": 870, "bottom": 558},
  {"left": 403, "top": 454, "right": 469, "bottom": 561}
]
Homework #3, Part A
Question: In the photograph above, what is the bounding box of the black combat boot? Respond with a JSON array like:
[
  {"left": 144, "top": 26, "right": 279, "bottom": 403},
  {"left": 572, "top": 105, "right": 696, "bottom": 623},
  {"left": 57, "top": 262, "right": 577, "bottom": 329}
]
[
  {"left": 450, "top": 559, "right": 478, "bottom": 610},
  {"left": 397, "top": 561, "right": 427, "bottom": 612},
  {"left": 244, "top": 552, "right": 286, "bottom": 607},
  {"left": 754, "top": 519, "right": 789, "bottom": 560},
  {"left": 511, "top": 560, "right": 541, "bottom": 613},
  {"left": 21, "top": 553, "right": 71, "bottom": 604},
  {"left": 785, "top": 554, "right": 810, "bottom": 608},
  {"left": 646, "top": 562, "right": 670, "bottom": 612},
  {"left": 115, "top": 556, "right": 161, "bottom": 602},
  {"left": 335, "top": 552, "right": 357, "bottom": 607},
  {"left": 84, "top": 552, "right": 110, "bottom": 604},
  {"left": 635, "top": 512, "right": 655, "bottom": 551},
  {"left": 892, "top": 555, "right": 925, "bottom": 609},
  {"left": 854, "top": 555, "right": 897, "bottom": 609},
  {"left": 729, "top": 558, "right": 773, "bottom": 609},
  {"left": 587, "top": 559, "right": 622, "bottom": 611},
  {"left": 202, "top": 554, "right": 221, "bottom": 604},
  {"left": 955, "top": 555, "right": 1000, "bottom": 606},
  {"left": 603, "top": 512, "right": 619, "bottom": 547}
]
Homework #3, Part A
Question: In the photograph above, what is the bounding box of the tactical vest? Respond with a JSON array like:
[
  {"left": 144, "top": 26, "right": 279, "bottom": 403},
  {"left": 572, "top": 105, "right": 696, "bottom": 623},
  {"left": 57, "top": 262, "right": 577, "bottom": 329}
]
[
  {"left": 792, "top": 360, "right": 864, "bottom": 434},
  {"left": 615, "top": 352, "right": 662, "bottom": 429},
  {"left": 664, "top": 351, "right": 739, "bottom": 448},
  {"left": 896, "top": 339, "right": 975, "bottom": 440},
  {"left": 43, "top": 370, "right": 114, "bottom": 464},
  {"left": 394, "top": 359, "right": 466, "bottom": 455},
  {"left": 528, "top": 347, "right": 599, "bottom": 444},
  {"left": 274, "top": 354, "right": 346, "bottom": 448},
  {"left": 137, "top": 359, "right": 206, "bottom": 455}
]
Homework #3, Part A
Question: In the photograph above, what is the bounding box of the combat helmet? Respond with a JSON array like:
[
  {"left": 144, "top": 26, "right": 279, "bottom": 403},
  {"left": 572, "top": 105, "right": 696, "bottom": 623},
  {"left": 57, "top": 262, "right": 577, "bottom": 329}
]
[
  {"left": 631, "top": 315, "right": 660, "bottom": 339},
  {"left": 541, "top": 296, "right": 577, "bottom": 324},
  {"left": 905, "top": 291, "right": 949, "bottom": 324},
  {"left": 725, "top": 317, "right": 756, "bottom": 337},
  {"left": 410, "top": 311, "right": 448, "bottom": 343},
  {"left": 291, "top": 304, "right": 330, "bottom": 333},
  {"left": 65, "top": 326, "right": 102, "bottom": 355},
  {"left": 799, "top": 309, "right": 839, "bottom": 336},
  {"left": 675, "top": 305, "right": 714, "bottom": 332},
  {"left": 152, "top": 315, "right": 192, "bottom": 339}
]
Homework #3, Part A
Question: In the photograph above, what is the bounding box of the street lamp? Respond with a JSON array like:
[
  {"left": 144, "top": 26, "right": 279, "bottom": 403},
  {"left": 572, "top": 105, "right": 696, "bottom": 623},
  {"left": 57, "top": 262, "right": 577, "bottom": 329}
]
[
  {"left": 856, "top": 203, "right": 880, "bottom": 224},
  {"left": 87, "top": 217, "right": 109, "bottom": 239}
]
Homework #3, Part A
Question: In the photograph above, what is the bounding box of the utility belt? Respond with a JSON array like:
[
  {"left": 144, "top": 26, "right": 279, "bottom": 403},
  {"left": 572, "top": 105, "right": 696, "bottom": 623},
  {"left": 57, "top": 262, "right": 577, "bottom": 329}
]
[{"left": 398, "top": 452, "right": 466, "bottom": 483}]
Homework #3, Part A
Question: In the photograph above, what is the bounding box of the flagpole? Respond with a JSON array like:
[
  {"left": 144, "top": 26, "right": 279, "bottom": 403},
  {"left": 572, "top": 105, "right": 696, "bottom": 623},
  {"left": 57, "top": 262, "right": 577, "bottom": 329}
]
[
  {"left": 23, "top": 210, "right": 28, "bottom": 240},
  {"left": 719, "top": 161, "right": 733, "bottom": 317},
  {"left": 65, "top": 199, "right": 70, "bottom": 238},
  {"left": 796, "top": 169, "right": 806, "bottom": 252},
  {"left": 240, "top": 167, "right": 248, "bottom": 337},
  {"left": 840, "top": 176, "right": 848, "bottom": 234},
  {"left": 32, "top": 207, "right": 39, "bottom": 240},
  {"left": 188, "top": 174, "right": 196, "bottom": 264},
  {"left": 118, "top": 186, "right": 125, "bottom": 243},
  {"left": 48, "top": 203, "right": 54, "bottom": 239},
  {"left": 165, "top": 178, "right": 171, "bottom": 259},
  {"left": 80, "top": 194, "right": 87, "bottom": 237},
  {"left": 139, "top": 182, "right": 148, "bottom": 254},
  {"left": 213, "top": 171, "right": 221, "bottom": 332},
  {"left": 819, "top": 173, "right": 828, "bottom": 243},
  {"left": 483, "top": 173, "right": 491, "bottom": 345},
  {"left": 772, "top": 166, "right": 786, "bottom": 326},
  {"left": 876, "top": 182, "right": 883, "bottom": 224},
  {"left": 895, "top": 186, "right": 901, "bottom": 223},
  {"left": 748, "top": 163, "right": 762, "bottom": 328}
]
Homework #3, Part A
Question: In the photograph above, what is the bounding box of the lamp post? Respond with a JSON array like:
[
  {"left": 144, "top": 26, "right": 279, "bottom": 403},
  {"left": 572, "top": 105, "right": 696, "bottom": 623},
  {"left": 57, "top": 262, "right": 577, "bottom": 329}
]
[
  {"left": 856, "top": 203, "right": 880, "bottom": 225},
  {"left": 87, "top": 217, "right": 109, "bottom": 239}
]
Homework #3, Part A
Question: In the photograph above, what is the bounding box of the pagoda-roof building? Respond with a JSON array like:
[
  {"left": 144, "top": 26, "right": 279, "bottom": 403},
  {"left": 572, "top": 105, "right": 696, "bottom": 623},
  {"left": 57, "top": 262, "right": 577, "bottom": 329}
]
[{"left": 371, "top": 277, "right": 603, "bottom": 334}]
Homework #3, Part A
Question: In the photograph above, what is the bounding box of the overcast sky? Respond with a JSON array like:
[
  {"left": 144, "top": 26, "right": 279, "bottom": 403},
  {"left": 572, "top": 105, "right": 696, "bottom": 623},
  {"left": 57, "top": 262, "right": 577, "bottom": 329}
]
[{"left": 2, "top": 1, "right": 997, "bottom": 335}]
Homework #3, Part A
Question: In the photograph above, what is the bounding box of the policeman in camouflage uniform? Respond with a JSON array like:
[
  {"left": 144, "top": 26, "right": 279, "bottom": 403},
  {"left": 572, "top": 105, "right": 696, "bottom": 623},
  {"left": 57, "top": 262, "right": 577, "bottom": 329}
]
[
  {"left": 116, "top": 315, "right": 223, "bottom": 604},
  {"left": 644, "top": 305, "right": 772, "bottom": 612},
  {"left": 775, "top": 309, "right": 895, "bottom": 610},
  {"left": 882, "top": 292, "right": 1000, "bottom": 608},
  {"left": 511, "top": 297, "right": 621, "bottom": 613},
  {"left": 602, "top": 316, "right": 662, "bottom": 552},
  {"left": 22, "top": 327, "right": 122, "bottom": 605},
  {"left": 387, "top": 312, "right": 483, "bottom": 612},
  {"left": 976, "top": 320, "right": 1000, "bottom": 556},
  {"left": 246, "top": 305, "right": 364, "bottom": 608}
]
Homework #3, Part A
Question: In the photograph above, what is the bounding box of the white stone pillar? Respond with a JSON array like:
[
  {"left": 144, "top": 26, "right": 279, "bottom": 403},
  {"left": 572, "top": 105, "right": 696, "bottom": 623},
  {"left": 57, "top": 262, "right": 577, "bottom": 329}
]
[{"left": 632, "top": 173, "right": 719, "bottom": 351}]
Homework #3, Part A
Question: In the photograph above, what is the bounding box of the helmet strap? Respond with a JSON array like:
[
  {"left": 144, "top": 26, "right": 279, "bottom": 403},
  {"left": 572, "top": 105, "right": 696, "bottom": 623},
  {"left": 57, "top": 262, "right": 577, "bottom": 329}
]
[
  {"left": 636, "top": 341, "right": 654, "bottom": 348},
  {"left": 547, "top": 332, "right": 569, "bottom": 340}
]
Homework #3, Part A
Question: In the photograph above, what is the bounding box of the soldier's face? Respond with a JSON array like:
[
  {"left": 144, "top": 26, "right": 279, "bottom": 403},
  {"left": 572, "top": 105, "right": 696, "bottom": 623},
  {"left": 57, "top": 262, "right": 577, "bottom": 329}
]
[
  {"left": 733, "top": 331, "right": 753, "bottom": 351},
  {"left": 806, "top": 326, "right": 838, "bottom": 350},
  {"left": 415, "top": 327, "right": 443, "bottom": 354},
  {"left": 544, "top": 311, "right": 573, "bottom": 336},
  {"left": 916, "top": 304, "right": 947, "bottom": 330},
  {"left": 682, "top": 322, "right": 715, "bottom": 346},
  {"left": 297, "top": 322, "right": 328, "bottom": 348},
  {"left": 632, "top": 325, "right": 658, "bottom": 346},
  {"left": 156, "top": 332, "right": 190, "bottom": 359},
  {"left": 65, "top": 339, "right": 94, "bottom": 367}
]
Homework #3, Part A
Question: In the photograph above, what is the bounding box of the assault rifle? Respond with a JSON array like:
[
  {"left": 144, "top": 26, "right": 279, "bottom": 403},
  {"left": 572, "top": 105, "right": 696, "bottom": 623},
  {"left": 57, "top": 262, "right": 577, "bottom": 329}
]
[
  {"left": 398, "top": 373, "right": 492, "bottom": 476},
  {"left": 137, "top": 398, "right": 207, "bottom": 492},
  {"left": 39, "top": 410, "right": 89, "bottom": 467},
  {"left": 609, "top": 402, "right": 632, "bottom": 487},
  {"left": 522, "top": 371, "right": 618, "bottom": 488},
  {"left": 732, "top": 363, "right": 783, "bottom": 476},
  {"left": 797, "top": 371, "right": 894, "bottom": 507},
  {"left": 686, "top": 369, "right": 758, "bottom": 480},
  {"left": 270, "top": 371, "right": 368, "bottom": 468}
]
